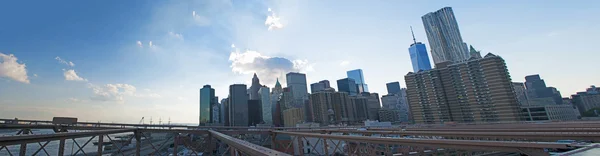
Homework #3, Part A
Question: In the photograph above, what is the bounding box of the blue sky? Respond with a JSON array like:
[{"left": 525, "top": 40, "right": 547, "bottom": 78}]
[{"left": 1, "top": 0, "right": 599, "bottom": 124}]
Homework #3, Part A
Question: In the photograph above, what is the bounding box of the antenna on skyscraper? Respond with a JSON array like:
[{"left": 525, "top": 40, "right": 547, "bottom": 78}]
[{"left": 410, "top": 26, "right": 417, "bottom": 45}]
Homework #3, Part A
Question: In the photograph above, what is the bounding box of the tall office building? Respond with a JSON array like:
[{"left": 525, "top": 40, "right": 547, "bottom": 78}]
[
  {"left": 513, "top": 82, "right": 530, "bottom": 106},
  {"left": 228, "top": 84, "right": 249, "bottom": 126},
  {"left": 286, "top": 72, "right": 309, "bottom": 108},
  {"left": 381, "top": 91, "right": 410, "bottom": 122},
  {"left": 386, "top": 82, "right": 402, "bottom": 95},
  {"left": 199, "top": 85, "right": 216, "bottom": 125},
  {"left": 310, "top": 80, "right": 331, "bottom": 93},
  {"left": 362, "top": 92, "right": 381, "bottom": 121},
  {"left": 248, "top": 100, "right": 262, "bottom": 126},
  {"left": 212, "top": 102, "right": 220, "bottom": 124},
  {"left": 309, "top": 89, "right": 351, "bottom": 125},
  {"left": 337, "top": 78, "right": 358, "bottom": 96},
  {"left": 220, "top": 98, "right": 228, "bottom": 125},
  {"left": 350, "top": 96, "right": 369, "bottom": 122},
  {"left": 347, "top": 69, "right": 369, "bottom": 93},
  {"left": 525, "top": 74, "right": 563, "bottom": 104},
  {"left": 408, "top": 27, "right": 432, "bottom": 72},
  {"left": 283, "top": 108, "right": 304, "bottom": 127},
  {"left": 422, "top": 7, "right": 469, "bottom": 65},
  {"left": 271, "top": 79, "right": 284, "bottom": 126},
  {"left": 248, "top": 73, "right": 262, "bottom": 100},
  {"left": 259, "top": 86, "right": 272, "bottom": 125},
  {"left": 405, "top": 53, "right": 522, "bottom": 124}
]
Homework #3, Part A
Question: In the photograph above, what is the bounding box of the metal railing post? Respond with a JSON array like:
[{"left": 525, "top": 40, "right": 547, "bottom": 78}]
[
  {"left": 97, "top": 135, "right": 103, "bottom": 156},
  {"left": 173, "top": 133, "right": 178, "bottom": 156},
  {"left": 58, "top": 138, "right": 65, "bottom": 156},
  {"left": 19, "top": 143, "right": 26, "bottom": 156},
  {"left": 135, "top": 130, "right": 141, "bottom": 156}
]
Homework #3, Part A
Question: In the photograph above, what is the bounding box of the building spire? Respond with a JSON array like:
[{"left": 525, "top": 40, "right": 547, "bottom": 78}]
[{"left": 410, "top": 26, "right": 417, "bottom": 45}]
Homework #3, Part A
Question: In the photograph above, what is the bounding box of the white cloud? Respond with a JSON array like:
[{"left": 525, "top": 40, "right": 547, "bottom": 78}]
[
  {"left": 169, "top": 32, "right": 184, "bottom": 40},
  {"left": 68, "top": 98, "right": 83, "bottom": 103},
  {"left": 89, "top": 83, "right": 136, "bottom": 102},
  {"left": 136, "top": 41, "right": 143, "bottom": 47},
  {"left": 192, "top": 11, "right": 211, "bottom": 26},
  {"left": 149, "top": 41, "right": 154, "bottom": 47},
  {"left": 0, "top": 53, "right": 30, "bottom": 84},
  {"left": 229, "top": 48, "right": 311, "bottom": 85},
  {"left": 88, "top": 83, "right": 161, "bottom": 103},
  {"left": 177, "top": 96, "right": 186, "bottom": 101},
  {"left": 265, "top": 8, "right": 283, "bottom": 30},
  {"left": 55, "top": 56, "right": 75, "bottom": 67},
  {"left": 63, "top": 69, "right": 87, "bottom": 81},
  {"left": 33, "top": 74, "right": 38, "bottom": 77},
  {"left": 340, "top": 61, "right": 350, "bottom": 66}
]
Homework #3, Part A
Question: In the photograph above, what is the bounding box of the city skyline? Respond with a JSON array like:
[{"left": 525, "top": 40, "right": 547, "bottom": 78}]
[{"left": 1, "top": 0, "right": 599, "bottom": 124}]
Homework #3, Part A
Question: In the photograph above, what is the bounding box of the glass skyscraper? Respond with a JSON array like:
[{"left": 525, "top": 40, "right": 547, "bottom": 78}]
[
  {"left": 386, "top": 82, "right": 401, "bottom": 95},
  {"left": 337, "top": 78, "right": 358, "bottom": 96},
  {"left": 408, "top": 27, "right": 432, "bottom": 72},
  {"left": 228, "top": 84, "right": 248, "bottom": 126},
  {"left": 422, "top": 7, "right": 469, "bottom": 65},
  {"left": 199, "top": 85, "right": 216, "bottom": 125},
  {"left": 347, "top": 69, "right": 368, "bottom": 93}
]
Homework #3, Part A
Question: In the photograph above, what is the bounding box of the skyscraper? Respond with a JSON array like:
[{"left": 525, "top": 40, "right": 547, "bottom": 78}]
[
  {"left": 408, "top": 27, "right": 432, "bottom": 72},
  {"left": 248, "top": 73, "right": 262, "bottom": 100},
  {"left": 405, "top": 53, "right": 522, "bottom": 124},
  {"left": 286, "top": 72, "right": 309, "bottom": 108},
  {"left": 259, "top": 86, "right": 272, "bottom": 125},
  {"left": 228, "top": 84, "right": 249, "bottom": 126},
  {"left": 422, "top": 7, "right": 469, "bottom": 65},
  {"left": 513, "top": 82, "right": 529, "bottom": 106},
  {"left": 220, "top": 98, "right": 228, "bottom": 125},
  {"left": 199, "top": 85, "right": 216, "bottom": 125},
  {"left": 347, "top": 69, "right": 369, "bottom": 93},
  {"left": 309, "top": 89, "right": 349, "bottom": 125},
  {"left": 386, "top": 82, "right": 402, "bottom": 95},
  {"left": 337, "top": 78, "right": 358, "bottom": 96},
  {"left": 524, "top": 74, "right": 563, "bottom": 104},
  {"left": 310, "top": 80, "right": 331, "bottom": 93},
  {"left": 362, "top": 92, "right": 381, "bottom": 121},
  {"left": 350, "top": 96, "right": 369, "bottom": 122},
  {"left": 248, "top": 99, "right": 262, "bottom": 126}
]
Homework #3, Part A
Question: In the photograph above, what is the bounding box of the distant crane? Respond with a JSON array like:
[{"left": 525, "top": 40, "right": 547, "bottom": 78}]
[{"left": 139, "top": 117, "right": 144, "bottom": 125}]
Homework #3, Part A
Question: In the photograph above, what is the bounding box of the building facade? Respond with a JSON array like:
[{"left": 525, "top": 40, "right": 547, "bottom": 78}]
[
  {"left": 378, "top": 109, "right": 400, "bottom": 122},
  {"left": 524, "top": 74, "right": 563, "bottom": 104},
  {"left": 405, "top": 53, "right": 522, "bottom": 124},
  {"left": 422, "top": 7, "right": 469, "bottom": 65},
  {"left": 380, "top": 93, "right": 410, "bottom": 122},
  {"left": 408, "top": 27, "right": 432, "bottom": 72},
  {"left": 220, "top": 98, "right": 228, "bottom": 126},
  {"left": 228, "top": 84, "right": 249, "bottom": 126},
  {"left": 512, "top": 82, "right": 529, "bottom": 106},
  {"left": 350, "top": 96, "right": 369, "bottom": 122},
  {"left": 286, "top": 72, "right": 309, "bottom": 108},
  {"left": 259, "top": 86, "right": 272, "bottom": 125},
  {"left": 199, "top": 85, "right": 216, "bottom": 125},
  {"left": 308, "top": 90, "right": 351, "bottom": 125},
  {"left": 347, "top": 69, "right": 369, "bottom": 93},
  {"left": 248, "top": 73, "right": 262, "bottom": 100},
  {"left": 386, "top": 82, "right": 402, "bottom": 95},
  {"left": 522, "top": 105, "right": 579, "bottom": 121},
  {"left": 362, "top": 92, "right": 381, "bottom": 121},
  {"left": 572, "top": 86, "right": 600, "bottom": 114},
  {"left": 248, "top": 99, "right": 262, "bottom": 126},
  {"left": 337, "top": 78, "right": 358, "bottom": 96},
  {"left": 283, "top": 108, "right": 304, "bottom": 127}
]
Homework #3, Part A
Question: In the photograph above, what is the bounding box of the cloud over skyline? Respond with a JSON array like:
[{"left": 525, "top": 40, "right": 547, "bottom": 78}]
[
  {"left": 229, "top": 48, "right": 311, "bottom": 86},
  {"left": 0, "top": 53, "right": 30, "bottom": 84}
]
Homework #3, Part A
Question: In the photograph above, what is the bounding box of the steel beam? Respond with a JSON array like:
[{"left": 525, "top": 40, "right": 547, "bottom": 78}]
[
  {"left": 273, "top": 131, "right": 570, "bottom": 155},
  {"left": 208, "top": 130, "right": 291, "bottom": 156},
  {"left": 0, "top": 129, "right": 133, "bottom": 146}
]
